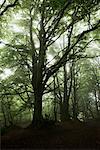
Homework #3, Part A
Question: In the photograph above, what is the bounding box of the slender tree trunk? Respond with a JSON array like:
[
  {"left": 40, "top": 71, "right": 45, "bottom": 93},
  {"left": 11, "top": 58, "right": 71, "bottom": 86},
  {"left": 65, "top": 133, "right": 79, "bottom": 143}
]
[
  {"left": 72, "top": 57, "right": 78, "bottom": 120},
  {"left": 56, "top": 75, "right": 63, "bottom": 121},
  {"left": 61, "top": 64, "right": 69, "bottom": 121},
  {"left": 53, "top": 75, "right": 57, "bottom": 121},
  {"left": 6, "top": 97, "right": 13, "bottom": 125},
  {"left": 60, "top": 27, "right": 73, "bottom": 121},
  {"left": 94, "top": 89, "right": 99, "bottom": 118},
  {"left": 73, "top": 73, "right": 78, "bottom": 120},
  {"left": 61, "top": 64, "right": 72, "bottom": 121},
  {"left": 1, "top": 100, "right": 7, "bottom": 127}
]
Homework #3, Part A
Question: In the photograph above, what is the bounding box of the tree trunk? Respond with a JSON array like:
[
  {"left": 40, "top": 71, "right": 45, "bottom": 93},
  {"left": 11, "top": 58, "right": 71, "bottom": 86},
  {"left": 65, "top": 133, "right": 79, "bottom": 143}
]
[
  {"left": 61, "top": 64, "right": 70, "bottom": 121},
  {"left": 6, "top": 97, "right": 13, "bottom": 125},
  {"left": 56, "top": 75, "right": 63, "bottom": 121},
  {"left": 94, "top": 89, "right": 99, "bottom": 118},
  {"left": 72, "top": 57, "right": 78, "bottom": 120},
  {"left": 1, "top": 100, "right": 7, "bottom": 127},
  {"left": 31, "top": 5, "right": 46, "bottom": 127},
  {"left": 53, "top": 75, "right": 57, "bottom": 121},
  {"left": 72, "top": 75, "right": 78, "bottom": 120},
  {"left": 33, "top": 91, "right": 43, "bottom": 127}
]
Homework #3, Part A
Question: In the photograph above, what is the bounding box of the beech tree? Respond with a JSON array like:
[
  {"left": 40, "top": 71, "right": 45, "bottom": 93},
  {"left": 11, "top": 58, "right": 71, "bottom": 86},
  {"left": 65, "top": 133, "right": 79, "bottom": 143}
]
[{"left": 0, "top": 0, "right": 100, "bottom": 126}]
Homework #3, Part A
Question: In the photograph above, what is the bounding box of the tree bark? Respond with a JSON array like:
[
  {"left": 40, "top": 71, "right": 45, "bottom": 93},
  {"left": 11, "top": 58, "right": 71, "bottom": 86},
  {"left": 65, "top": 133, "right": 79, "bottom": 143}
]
[
  {"left": 60, "top": 64, "right": 73, "bottom": 121},
  {"left": 72, "top": 57, "right": 78, "bottom": 120},
  {"left": 94, "top": 89, "right": 99, "bottom": 118},
  {"left": 53, "top": 75, "right": 57, "bottom": 121},
  {"left": 61, "top": 64, "right": 69, "bottom": 121},
  {"left": 33, "top": 91, "right": 43, "bottom": 127},
  {"left": 1, "top": 99, "right": 7, "bottom": 127}
]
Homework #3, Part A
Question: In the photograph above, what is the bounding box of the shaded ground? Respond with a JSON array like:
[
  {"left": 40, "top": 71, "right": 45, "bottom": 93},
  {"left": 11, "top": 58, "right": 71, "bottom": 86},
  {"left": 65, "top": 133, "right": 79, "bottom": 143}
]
[{"left": 1, "top": 120, "right": 100, "bottom": 149}]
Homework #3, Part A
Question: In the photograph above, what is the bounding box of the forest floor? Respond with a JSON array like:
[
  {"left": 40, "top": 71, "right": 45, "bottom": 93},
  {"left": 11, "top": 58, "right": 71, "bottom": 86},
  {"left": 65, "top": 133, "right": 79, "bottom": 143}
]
[{"left": 1, "top": 120, "right": 100, "bottom": 149}]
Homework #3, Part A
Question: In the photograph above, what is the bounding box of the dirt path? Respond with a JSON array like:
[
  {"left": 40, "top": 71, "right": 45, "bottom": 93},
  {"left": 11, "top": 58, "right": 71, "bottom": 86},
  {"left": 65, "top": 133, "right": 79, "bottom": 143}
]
[{"left": 1, "top": 121, "right": 100, "bottom": 149}]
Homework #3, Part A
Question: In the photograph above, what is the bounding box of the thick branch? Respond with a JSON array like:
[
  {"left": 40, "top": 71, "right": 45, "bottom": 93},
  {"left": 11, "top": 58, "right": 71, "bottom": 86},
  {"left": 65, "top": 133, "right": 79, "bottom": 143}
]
[
  {"left": 44, "top": 20, "right": 100, "bottom": 85},
  {"left": 46, "top": 0, "right": 73, "bottom": 39},
  {"left": 0, "top": 0, "right": 18, "bottom": 16},
  {"left": 0, "top": 0, "right": 6, "bottom": 9}
]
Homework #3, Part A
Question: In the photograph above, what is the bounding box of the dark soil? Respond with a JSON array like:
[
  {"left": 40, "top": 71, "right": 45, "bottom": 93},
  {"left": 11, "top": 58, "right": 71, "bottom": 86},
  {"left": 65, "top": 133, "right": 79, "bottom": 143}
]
[{"left": 1, "top": 120, "right": 100, "bottom": 149}]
